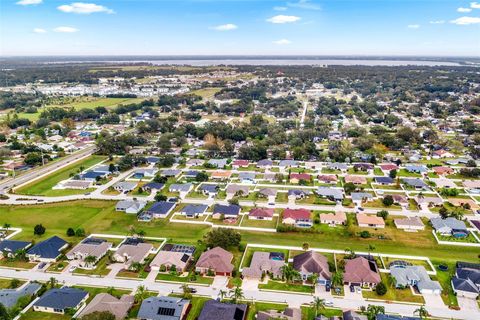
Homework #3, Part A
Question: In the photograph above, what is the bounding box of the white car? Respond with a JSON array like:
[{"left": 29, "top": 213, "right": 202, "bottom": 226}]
[
  {"left": 69, "top": 266, "right": 77, "bottom": 272},
  {"left": 324, "top": 301, "right": 334, "bottom": 307}
]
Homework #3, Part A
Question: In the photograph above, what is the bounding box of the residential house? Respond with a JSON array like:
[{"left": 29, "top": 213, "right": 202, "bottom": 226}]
[
  {"left": 196, "top": 247, "right": 234, "bottom": 276},
  {"left": 262, "top": 173, "right": 277, "bottom": 183},
  {"left": 232, "top": 160, "right": 250, "bottom": 169},
  {"left": 60, "top": 180, "right": 92, "bottom": 190},
  {"left": 463, "top": 180, "right": 480, "bottom": 189},
  {"left": 394, "top": 217, "right": 425, "bottom": 231},
  {"left": 257, "top": 159, "right": 273, "bottom": 169},
  {"left": 169, "top": 183, "right": 193, "bottom": 199},
  {"left": 390, "top": 264, "right": 442, "bottom": 295},
  {"left": 315, "top": 187, "right": 344, "bottom": 202},
  {"left": 160, "top": 169, "right": 181, "bottom": 178},
  {"left": 77, "top": 293, "right": 134, "bottom": 320},
  {"left": 433, "top": 166, "right": 454, "bottom": 176},
  {"left": 113, "top": 238, "right": 153, "bottom": 265},
  {"left": 198, "top": 300, "right": 247, "bottom": 320},
  {"left": 317, "top": 174, "right": 338, "bottom": 184},
  {"left": 80, "top": 171, "right": 107, "bottom": 182},
  {"left": 351, "top": 192, "right": 374, "bottom": 206},
  {"left": 150, "top": 251, "right": 192, "bottom": 272},
  {"left": 328, "top": 163, "right": 348, "bottom": 172},
  {"left": 357, "top": 214, "right": 385, "bottom": 228},
  {"left": 345, "top": 175, "right": 367, "bottom": 185},
  {"left": 431, "top": 178, "right": 457, "bottom": 189},
  {"left": 379, "top": 163, "right": 399, "bottom": 173},
  {"left": 212, "top": 204, "right": 241, "bottom": 220},
  {"left": 344, "top": 257, "right": 381, "bottom": 288},
  {"left": 138, "top": 296, "right": 190, "bottom": 320},
  {"left": 242, "top": 251, "right": 285, "bottom": 279},
  {"left": 448, "top": 198, "right": 480, "bottom": 211},
  {"left": 33, "top": 287, "right": 88, "bottom": 314},
  {"left": 282, "top": 209, "right": 312, "bottom": 228},
  {"left": 405, "top": 165, "right": 428, "bottom": 174},
  {"left": 402, "top": 178, "right": 429, "bottom": 190},
  {"left": 142, "top": 182, "right": 164, "bottom": 193},
  {"left": 415, "top": 195, "right": 443, "bottom": 210},
  {"left": 289, "top": 173, "right": 311, "bottom": 184},
  {"left": 430, "top": 217, "right": 468, "bottom": 236},
  {"left": 179, "top": 204, "right": 208, "bottom": 218},
  {"left": 239, "top": 172, "right": 256, "bottom": 184},
  {"left": 211, "top": 171, "right": 232, "bottom": 181},
  {"left": 183, "top": 170, "right": 199, "bottom": 179},
  {"left": 452, "top": 262, "right": 480, "bottom": 298},
  {"left": 353, "top": 163, "right": 374, "bottom": 173},
  {"left": 279, "top": 160, "right": 298, "bottom": 171},
  {"left": 257, "top": 308, "right": 301, "bottom": 320},
  {"left": 226, "top": 184, "right": 249, "bottom": 199},
  {"left": 433, "top": 149, "right": 454, "bottom": 158},
  {"left": 374, "top": 177, "right": 394, "bottom": 185},
  {"left": 144, "top": 201, "right": 176, "bottom": 219},
  {"left": 293, "top": 251, "right": 331, "bottom": 283},
  {"left": 391, "top": 194, "right": 409, "bottom": 208},
  {"left": 66, "top": 238, "right": 112, "bottom": 269},
  {"left": 0, "top": 282, "right": 42, "bottom": 309},
  {"left": 0, "top": 240, "right": 31, "bottom": 258},
  {"left": 258, "top": 188, "right": 277, "bottom": 203},
  {"left": 208, "top": 159, "right": 228, "bottom": 169},
  {"left": 186, "top": 159, "right": 204, "bottom": 167},
  {"left": 113, "top": 181, "right": 137, "bottom": 193},
  {"left": 27, "top": 236, "right": 68, "bottom": 262},
  {"left": 199, "top": 184, "right": 219, "bottom": 197},
  {"left": 116, "top": 200, "right": 147, "bottom": 214},
  {"left": 248, "top": 208, "right": 274, "bottom": 220},
  {"left": 319, "top": 212, "right": 347, "bottom": 226}
]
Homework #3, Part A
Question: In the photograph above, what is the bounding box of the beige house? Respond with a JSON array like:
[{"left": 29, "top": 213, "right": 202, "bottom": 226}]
[
  {"left": 113, "top": 241, "right": 152, "bottom": 266},
  {"left": 77, "top": 293, "right": 134, "bottom": 320},
  {"left": 150, "top": 251, "right": 192, "bottom": 272},
  {"left": 356, "top": 214, "right": 385, "bottom": 228},
  {"left": 320, "top": 211, "right": 347, "bottom": 226},
  {"left": 394, "top": 216, "right": 425, "bottom": 231}
]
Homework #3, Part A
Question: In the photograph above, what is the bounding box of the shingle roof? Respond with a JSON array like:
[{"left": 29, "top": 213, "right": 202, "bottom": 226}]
[
  {"left": 146, "top": 201, "right": 176, "bottom": 216},
  {"left": 293, "top": 251, "right": 331, "bottom": 279},
  {"left": 213, "top": 204, "right": 241, "bottom": 216},
  {"left": 34, "top": 287, "right": 88, "bottom": 310},
  {"left": 344, "top": 257, "right": 380, "bottom": 284},
  {"left": 198, "top": 300, "right": 247, "bottom": 320},
  {"left": 0, "top": 282, "right": 42, "bottom": 308},
  {"left": 196, "top": 247, "right": 234, "bottom": 274},
  {"left": 0, "top": 240, "right": 30, "bottom": 253},
  {"left": 27, "top": 236, "right": 67, "bottom": 259},
  {"left": 138, "top": 296, "right": 189, "bottom": 320}
]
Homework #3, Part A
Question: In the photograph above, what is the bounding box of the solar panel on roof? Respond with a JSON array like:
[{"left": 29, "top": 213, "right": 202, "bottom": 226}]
[{"left": 157, "top": 307, "right": 175, "bottom": 316}]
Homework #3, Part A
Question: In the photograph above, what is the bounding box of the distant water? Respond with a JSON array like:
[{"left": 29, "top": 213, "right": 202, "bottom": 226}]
[{"left": 110, "top": 59, "right": 461, "bottom": 67}]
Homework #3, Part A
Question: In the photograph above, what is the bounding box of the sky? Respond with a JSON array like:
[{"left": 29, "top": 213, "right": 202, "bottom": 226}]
[{"left": 1, "top": 0, "right": 480, "bottom": 56}]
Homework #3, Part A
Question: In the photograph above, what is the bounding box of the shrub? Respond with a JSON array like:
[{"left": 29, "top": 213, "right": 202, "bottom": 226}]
[{"left": 375, "top": 282, "right": 387, "bottom": 296}]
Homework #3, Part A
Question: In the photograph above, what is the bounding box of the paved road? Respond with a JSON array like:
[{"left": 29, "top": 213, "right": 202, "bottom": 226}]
[{"left": 0, "top": 145, "right": 96, "bottom": 193}]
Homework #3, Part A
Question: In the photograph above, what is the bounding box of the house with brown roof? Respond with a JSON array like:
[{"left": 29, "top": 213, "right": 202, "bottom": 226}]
[
  {"left": 150, "top": 251, "right": 192, "bottom": 272},
  {"left": 379, "top": 163, "right": 398, "bottom": 172},
  {"left": 242, "top": 251, "right": 285, "bottom": 279},
  {"left": 433, "top": 166, "right": 454, "bottom": 176},
  {"left": 232, "top": 160, "right": 250, "bottom": 169},
  {"left": 112, "top": 240, "right": 152, "bottom": 266},
  {"left": 394, "top": 216, "right": 425, "bottom": 231},
  {"left": 317, "top": 174, "right": 338, "bottom": 184},
  {"left": 356, "top": 214, "right": 385, "bottom": 228},
  {"left": 391, "top": 194, "right": 409, "bottom": 207},
  {"left": 463, "top": 180, "right": 480, "bottom": 189},
  {"left": 249, "top": 208, "right": 274, "bottom": 221},
  {"left": 345, "top": 175, "right": 367, "bottom": 185},
  {"left": 289, "top": 173, "right": 311, "bottom": 184},
  {"left": 433, "top": 149, "right": 454, "bottom": 159},
  {"left": 344, "top": 257, "right": 381, "bottom": 288},
  {"left": 211, "top": 171, "right": 232, "bottom": 180},
  {"left": 293, "top": 251, "right": 331, "bottom": 284},
  {"left": 77, "top": 293, "right": 134, "bottom": 320},
  {"left": 319, "top": 211, "right": 347, "bottom": 226},
  {"left": 448, "top": 198, "right": 479, "bottom": 211},
  {"left": 226, "top": 184, "right": 249, "bottom": 199},
  {"left": 196, "top": 247, "right": 234, "bottom": 276},
  {"left": 282, "top": 209, "right": 312, "bottom": 228}
]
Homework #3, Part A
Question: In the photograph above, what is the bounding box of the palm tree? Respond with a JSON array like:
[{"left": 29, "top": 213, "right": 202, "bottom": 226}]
[
  {"left": 229, "top": 286, "right": 244, "bottom": 304},
  {"left": 302, "top": 242, "right": 310, "bottom": 251},
  {"left": 48, "top": 277, "right": 57, "bottom": 289},
  {"left": 134, "top": 285, "right": 147, "bottom": 303},
  {"left": 3, "top": 223, "right": 10, "bottom": 231},
  {"left": 331, "top": 271, "right": 343, "bottom": 287},
  {"left": 84, "top": 255, "right": 97, "bottom": 268},
  {"left": 414, "top": 306, "right": 429, "bottom": 319},
  {"left": 106, "top": 286, "right": 115, "bottom": 295},
  {"left": 281, "top": 265, "right": 300, "bottom": 284},
  {"left": 312, "top": 297, "right": 325, "bottom": 316},
  {"left": 181, "top": 284, "right": 191, "bottom": 298},
  {"left": 219, "top": 289, "right": 227, "bottom": 301},
  {"left": 366, "top": 304, "right": 385, "bottom": 320},
  {"left": 130, "top": 262, "right": 142, "bottom": 273}
]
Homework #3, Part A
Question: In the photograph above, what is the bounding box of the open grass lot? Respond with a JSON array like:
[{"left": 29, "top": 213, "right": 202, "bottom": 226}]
[
  {"left": 20, "top": 311, "right": 71, "bottom": 320},
  {"left": 73, "top": 285, "right": 132, "bottom": 303},
  {"left": 15, "top": 155, "right": 106, "bottom": 196},
  {"left": 0, "top": 277, "right": 25, "bottom": 289},
  {"left": 259, "top": 280, "right": 313, "bottom": 294},
  {"left": 190, "top": 87, "right": 222, "bottom": 99},
  {"left": 240, "top": 216, "right": 278, "bottom": 229},
  {"left": 1, "top": 200, "right": 479, "bottom": 266},
  {"left": 0, "top": 259, "right": 37, "bottom": 269},
  {"left": 246, "top": 302, "right": 287, "bottom": 320},
  {"left": 362, "top": 273, "right": 425, "bottom": 304},
  {"left": 431, "top": 260, "right": 459, "bottom": 307},
  {"left": 301, "top": 306, "right": 343, "bottom": 319}
]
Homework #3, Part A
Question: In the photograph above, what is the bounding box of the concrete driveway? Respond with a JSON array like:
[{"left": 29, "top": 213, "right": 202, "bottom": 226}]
[
  {"left": 423, "top": 293, "right": 445, "bottom": 308},
  {"left": 241, "top": 278, "right": 259, "bottom": 291},
  {"left": 106, "top": 263, "right": 125, "bottom": 279},
  {"left": 211, "top": 276, "right": 228, "bottom": 290},
  {"left": 457, "top": 296, "right": 479, "bottom": 312}
]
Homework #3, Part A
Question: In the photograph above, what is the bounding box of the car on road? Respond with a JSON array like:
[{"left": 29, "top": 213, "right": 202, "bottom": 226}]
[
  {"left": 38, "top": 262, "right": 46, "bottom": 269},
  {"left": 69, "top": 266, "right": 77, "bottom": 272},
  {"left": 324, "top": 301, "right": 333, "bottom": 307}
]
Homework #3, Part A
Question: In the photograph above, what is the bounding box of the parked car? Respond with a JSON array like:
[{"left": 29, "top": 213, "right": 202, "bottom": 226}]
[
  {"left": 69, "top": 266, "right": 77, "bottom": 272},
  {"left": 38, "top": 262, "right": 46, "bottom": 269}
]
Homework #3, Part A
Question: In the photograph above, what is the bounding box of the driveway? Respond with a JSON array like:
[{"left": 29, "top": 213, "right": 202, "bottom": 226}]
[
  {"left": 343, "top": 285, "right": 364, "bottom": 301},
  {"left": 423, "top": 293, "right": 445, "bottom": 308},
  {"left": 211, "top": 276, "right": 228, "bottom": 290},
  {"left": 457, "top": 296, "right": 480, "bottom": 312},
  {"left": 242, "top": 278, "right": 259, "bottom": 291},
  {"left": 106, "top": 263, "right": 125, "bottom": 279}
]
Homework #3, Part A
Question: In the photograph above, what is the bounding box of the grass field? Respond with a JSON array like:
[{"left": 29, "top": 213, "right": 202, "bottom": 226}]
[
  {"left": 1, "top": 200, "right": 479, "bottom": 266},
  {"left": 15, "top": 155, "right": 105, "bottom": 196},
  {"left": 259, "top": 280, "right": 313, "bottom": 293},
  {"left": 20, "top": 311, "right": 70, "bottom": 320},
  {"left": 362, "top": 273, "right": 425, "bottom": 304},
  {"left": 190, "top": 87, "right": 222, "bottom": 100}
]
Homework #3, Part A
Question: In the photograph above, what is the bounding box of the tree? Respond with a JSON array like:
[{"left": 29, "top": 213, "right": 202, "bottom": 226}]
[
  {"left": 204, "top": 228, "right": 241, "bottom": 249},
  {"left": 33, "top": 224, "right": 45, "bottom": 236},
  {"left": 24, "top": 152, "right": 43, "bottom": 166},
  {"left": 375, "top": 282, "right": 387, "bottom": 296},
  {"left": 9, "top": 278, "right": 20, "bottom": 289},
  {"left": 181, "top": 284, "right": 192, "bottom": 299},
  {"left": 195, "top": 172, "right": 209, "bottom": 182},
  {"left": 130, "top": 262, "right": 142, "bottom": 272},
  {"left": 134, "top": 285, "right": 147, "bottom": 303},
  {"left": 0, "top": 303, "right": 10, "bottom": 320},
  {"left": 366, "top": 304, "right": 385, "bottom": 320},
  {"left": 343, "top": 182, "right": 356, "bottom": 195},
  {"left": 2, "top": 223, "right": 10, "bottom": 231},
  {"left": 66, "top": 228, "right": 75, "bottom": 237},
  {"left": 389, "top": 169, "right": 397, "bottom": 179},
  {"left": 84, "top": 255, "right": 97, "bottom": 267},
  {"left": 154, "top": 193, "right": 167, "bottom": 201},
  {"left": 219, "top": 289, "right": 227, "bottom": 301},
  {"left": 81, "top": 311, "right": 115, "bottom": 320},
  {"left": 382, "top": 195, "right": 394, "bottom": 207},
  {"left": 229, "top": 286, "right": 244, "bottom": 304},
  {"left": 331, "top": 271, "right": 343, "bottom": 287},
  {"left": 281, "top": 264, "right": 300, "bottom": 284},
  {"left": 377, "top": 210, "right": 389, "bottom": 219},
  {"left": 414, "top": 306, "right": 429, "bottom": 319},
  {"left": 75, "top": 228, "right": 86, "bottom": 237},
  {"left": 48, "top": 277, "right": 57, "bottom": 289},
  {"left": 302, "top": 242, "right": 310, "bottom": 251},
  {"left": 312, "top": 297, "right": 325, "bottom": 316}
]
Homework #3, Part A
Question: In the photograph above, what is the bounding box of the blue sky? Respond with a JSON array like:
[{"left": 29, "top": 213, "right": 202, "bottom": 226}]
[{"left": 1, "top": 0, "right": 479, "bottom": 56}]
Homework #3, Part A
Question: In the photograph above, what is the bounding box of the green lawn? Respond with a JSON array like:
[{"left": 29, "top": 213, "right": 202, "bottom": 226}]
[
  {"left": 301, "top": 306, "right": 343, "bottom": 319},
  {"left": 20, "top": 311, "right": 71, "bottom": 320},
  {"left": 73, "top": 285, "right": 132, "bottom": 303},
  {"left": 240, "top": 216, "right": 278, "bottom": 229},
  {"left": 73, "top": 255, "right": 111, "bottom": 277},
  {"left": 0, "top": 259, "right": 37, "bottom": 269},
  {"left": 246, "top": 302, "right": 287, "bottom": 320},
  {"left": 16, "top": 155, "right": 106, "bottom": 196},
  {"left": 0, "top": 278, "right": 25, "bottom": 289},
  {"left": 362, "top": 273, "right": 425, "bottom": 304},
  {"left": 259, "top": 280, "right": 313, "bottom": 294},
  {"left": 431, "top": 260, "right": 459, "bottom": 307},
  {"left": 156, "top": 273, "right": 214, "bottom": 285}
]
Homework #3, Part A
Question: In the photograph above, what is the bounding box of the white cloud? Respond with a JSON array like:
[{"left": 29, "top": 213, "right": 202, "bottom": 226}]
[
  {"left": 33, "top": 28, "right": 47, "bottom": 33},
  {"left": 450, "top": 16, "right": 480, "bottom": 25},
  {"left": 210, "top": 23, "right": 238, "bottom": 31},
  {"left": 457, "top": 7, "right": 472, "bottom": 13},
  {"left": 407, "top": 24, "right": 420, "bottom": 29},
  {"left": 471, "top": 2, "right": 480, "bottom": 9},
  {"left": 429, "top": 20, "right": 445, "bottom": 24},
  {"left": 267, "top": 15, "right": 301, "bottom": 24},
  {"left": 287, "top": 0, "right": 320, "bottom": 10},
  {"left": 16, "top": 0, "right": 42, "bottom": 5},
  {"left": 53, "top": 26, "right": 79, "bottom": 33},
  {"left": 57, "top": 2, "right": 114, "bottom": 14},
  {"left": 273, "top": 39, "right": 291, "bottom": 45},
  {"left": 274, "top": 6, "right": 288, "bottom": 11}
]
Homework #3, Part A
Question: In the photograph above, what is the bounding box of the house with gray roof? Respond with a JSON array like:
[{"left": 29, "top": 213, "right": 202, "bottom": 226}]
[
  {"left": 0, "top": 282, "right": 41, "bottom": 308},
  {"left": 198, "top": 300, "right": 247, "bottom": 320},
  {"left": 430, "top": 217, "right": 468, "bottom": 236},
  {"left": 238, "top": 172, "right": 256, "bottom": 184},
  {"left": 161, "top": 169, "right": 181, "bottom": 177},
  {"left": 257, "top": 159, "right": 273, "bottom": 168},
  {"left": 242, "top": 251, "right": 285, "bottom": 280},
  {"left": 199, "top": 184, "right": 219, "bottom": 197},
  {"left": 179, "top": 204, "right": 208, "bottom": 218},
  {"left": 315, "top": 187, "right": 344, "bottom": 201},
  {"left": 351, "top": 192, "right": 374, "bottom": 206},
  {"left": 33, "top": 287, "right": 88, "bottom": 314},
  {"left": 208, "top": 159, "right": 228, "bottom": 168},
  {"left": 113, "top": 181, "right": 138, "bottom": 193},
  {"left": 169, "top": 183, "right": 193, "bottom": 198},
  {"left": 116, "top": 200, "right": 147, "bottom": 214},
  {"left": 402, "top": 178, "right": 429, "bottom": 190},
  {"left": 279, "top": 159, "right": 298, "bottom": 169},
  {"left": 405, "top": 164, "right": 428, "bottom": 174},
  {"left": 328, "top": 162, "right": 348, "bottom": 172},
  {"left": 138, "top": 296, "right": 190, "bottom": 320},
  {"left": 390, "top": 265, "right": 442, "bottom": 294}
]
